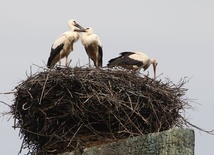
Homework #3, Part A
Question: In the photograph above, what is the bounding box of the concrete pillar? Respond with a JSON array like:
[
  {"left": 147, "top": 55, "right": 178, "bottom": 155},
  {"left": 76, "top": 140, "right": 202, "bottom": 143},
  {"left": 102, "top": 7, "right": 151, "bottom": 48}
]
[{"left": 60, "top": 128, "right": 194, "bottom": 155}]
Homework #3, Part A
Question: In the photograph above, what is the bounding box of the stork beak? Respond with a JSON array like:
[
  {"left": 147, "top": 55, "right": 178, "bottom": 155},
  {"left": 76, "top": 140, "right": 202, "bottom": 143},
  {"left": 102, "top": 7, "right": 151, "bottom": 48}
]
[
  {"left": 153, "top": 63, "right": 157, "bottom": 79},
  {"left": 74, "top": 23, "right": 85, "bottom": 32},
  {"left": 74, "top": 29, "right": 86, "bottom": 32}
]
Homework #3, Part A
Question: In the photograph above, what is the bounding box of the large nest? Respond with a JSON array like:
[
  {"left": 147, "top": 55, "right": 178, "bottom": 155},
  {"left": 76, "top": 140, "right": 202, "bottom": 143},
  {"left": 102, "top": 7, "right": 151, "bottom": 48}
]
[{"left": 12, "top": 67, "right": 189, "bottom": 154}]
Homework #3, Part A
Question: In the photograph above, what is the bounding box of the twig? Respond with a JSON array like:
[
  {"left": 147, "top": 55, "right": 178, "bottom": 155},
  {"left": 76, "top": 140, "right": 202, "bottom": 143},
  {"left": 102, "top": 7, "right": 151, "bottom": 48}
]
[
  {"left": 0, "top": 91, "right": 15, "bottom": 95},
  {"left": 67, "top": 125, "right": 83, "bottom": 147},
  {"left": 182, "top": 117, "right": 214, "bottom": 135},
  {"left": 39, "top": 72, "right": 50, "bottom": 105},
  {"left": 0, "top": 100, "right": 11, "bottom": 107}
]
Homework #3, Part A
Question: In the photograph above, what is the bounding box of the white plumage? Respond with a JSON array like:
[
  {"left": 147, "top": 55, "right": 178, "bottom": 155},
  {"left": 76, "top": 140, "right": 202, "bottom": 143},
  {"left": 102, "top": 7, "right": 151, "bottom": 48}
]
[
  {"left": 107, "top": 51, "right": 158, "bottom": 78},
  {"left": 81, "top": 27, "right": 103, "bottom": 68},
  {"left": 47, "top": 19, "right": 85, "bottom": 69}
]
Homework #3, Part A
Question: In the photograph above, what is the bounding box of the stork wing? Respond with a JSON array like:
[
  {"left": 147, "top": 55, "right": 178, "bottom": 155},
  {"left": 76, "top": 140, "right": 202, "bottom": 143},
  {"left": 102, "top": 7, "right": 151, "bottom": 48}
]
[
  {"left": 107, "top": 55, "right": 123, "bottom": 67},
  {"left": 108, "top": 53, "right": 143, "bottom": 69},
  {"left": 47, "top": 43, "right": 64, "bottom": 68}
]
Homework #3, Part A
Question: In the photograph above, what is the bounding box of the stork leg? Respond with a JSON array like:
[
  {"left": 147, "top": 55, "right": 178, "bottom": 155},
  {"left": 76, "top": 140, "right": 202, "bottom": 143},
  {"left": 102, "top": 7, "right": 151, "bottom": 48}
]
[
  {"left": 95, "top": 52, "right": 99, "bottom": 68},
  {"left": 131, "top": 67, "right": 138, "bottom": 75},
  {"left": 66, "top": 56, "right": 68, "bottom": 68},
  {"left": 88, "top": 56, "right": 91, "bottom": 68},
  {"left": 59, "top": 53, "right": 62, "bottom": 67}
]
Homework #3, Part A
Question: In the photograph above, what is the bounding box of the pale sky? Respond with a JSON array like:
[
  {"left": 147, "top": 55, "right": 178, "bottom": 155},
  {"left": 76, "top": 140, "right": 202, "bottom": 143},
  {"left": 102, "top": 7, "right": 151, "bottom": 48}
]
[{"left": 1, "top": 1, "right": 214, "bottom": 154}]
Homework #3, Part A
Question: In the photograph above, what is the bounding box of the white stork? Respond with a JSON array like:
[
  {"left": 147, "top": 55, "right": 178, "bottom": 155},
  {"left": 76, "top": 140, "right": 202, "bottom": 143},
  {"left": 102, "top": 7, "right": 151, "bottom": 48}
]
[
  {"left": 81, "top": 27, "right": 103, "bottom": 68},
  {"left": 47, "top": 19, "right": 85, "bottom": 69},
  {"left": 107, "top": 51, "right": 158, "bottom": 78}
]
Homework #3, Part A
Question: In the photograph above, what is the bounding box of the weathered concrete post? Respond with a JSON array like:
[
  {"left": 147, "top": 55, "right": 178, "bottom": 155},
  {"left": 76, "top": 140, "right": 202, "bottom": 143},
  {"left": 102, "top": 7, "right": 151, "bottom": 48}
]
[{"left": 61, "top": 128, "right": 194, "bottom": 155}]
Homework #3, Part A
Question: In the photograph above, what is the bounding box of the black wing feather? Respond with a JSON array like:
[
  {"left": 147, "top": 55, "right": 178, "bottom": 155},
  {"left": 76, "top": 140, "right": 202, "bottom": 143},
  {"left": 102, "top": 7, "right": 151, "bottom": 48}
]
[
  {"left": 107, "top": 51, "right": 133, "bottom": 66},
  {"left": 98, "top": 45, "right": 103, "bottom": 67},
  {"left": 120, "top": 51, "right": 136, "bottom": 56},
  {"left": 47, "top": 43, "right": 64, "bottom": 68},
  {"left": 107, "top": 56, "right": 119, "bottom": 64},
  {"left": 107, "top": 51, "right": 143, "bottom": 68}
]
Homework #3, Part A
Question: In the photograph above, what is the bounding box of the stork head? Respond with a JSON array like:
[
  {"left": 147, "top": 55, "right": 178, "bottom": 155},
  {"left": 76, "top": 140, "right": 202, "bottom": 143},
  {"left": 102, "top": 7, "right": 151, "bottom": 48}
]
[
  {"left": 68, "top": 19, "right": 85, "bottom": 32},
  {"left": 151, "top": 59, "right": 158, "bottom": 79},
  {"left": 83, "top": 27, "right": 94, "bottom": 35}
]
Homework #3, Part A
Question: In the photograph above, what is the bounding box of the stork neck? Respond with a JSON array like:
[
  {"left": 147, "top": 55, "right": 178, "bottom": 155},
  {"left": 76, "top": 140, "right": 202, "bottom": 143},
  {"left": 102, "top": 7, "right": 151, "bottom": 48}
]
[
  {"left": 68, "top": 32, "right": 80, "bottom": 42},
  {"left": 70, "top": 26, "right": 75, "bottom": 31}
]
